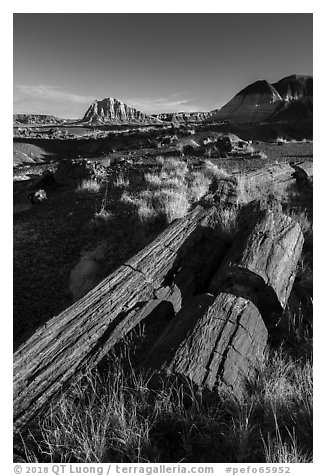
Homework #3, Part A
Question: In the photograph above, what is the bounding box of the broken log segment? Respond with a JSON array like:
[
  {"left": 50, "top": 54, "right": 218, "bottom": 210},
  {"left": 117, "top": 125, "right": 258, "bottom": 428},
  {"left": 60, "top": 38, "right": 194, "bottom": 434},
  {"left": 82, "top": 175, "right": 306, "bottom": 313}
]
[
  {"left": 142, "top": 292, "right": 268, "bottom": 394},
  {"left": 14, "top": 204, "right": 220, "bottom": 438},
  {"left": 241, "top": 163, "right": 297, "bottom": 192},
  {"left": 141, "top": 204, "right": 303, "bottom": 393},
  {"left": 209, "top": 201, "right": 304, "bottom": 325},
  {"left": 290, "top": 161, "right": 313, "bottom": 184},
  {"left": 236, "top": 161, "right": 313, "bottom": 198},
  {"left": 201, "top": 161, "right": 313, "bottom": 210}
]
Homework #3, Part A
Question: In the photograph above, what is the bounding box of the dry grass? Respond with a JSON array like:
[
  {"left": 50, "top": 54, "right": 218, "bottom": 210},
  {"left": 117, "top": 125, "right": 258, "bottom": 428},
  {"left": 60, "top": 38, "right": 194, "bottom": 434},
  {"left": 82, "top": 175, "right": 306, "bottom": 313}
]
[
  {"left": 89, "top": 209, "right": 115, "bottom": 232},
  {"left": 20, "top": 344, "right": 312, "bottom": 463},
  {"left": 120, "top": 159, "right": 191, "bottom": 224},
  {"left": 77, "top": 179, "right": 101, "bottom": 193},
  {"left": 211, "top": 206, "right": 240, "bottom": 237},
  {"left": 113, "top": 174, "right": 130, "bottom": 188},
  {"left": 203, "top": 160, "right": 231, "bottom": 180},
  {"left": 120, "top": 158, "right": 232, "bottom": 225},
  {"left": 187, "top": 171, "right": 211, "bottom": 201}
]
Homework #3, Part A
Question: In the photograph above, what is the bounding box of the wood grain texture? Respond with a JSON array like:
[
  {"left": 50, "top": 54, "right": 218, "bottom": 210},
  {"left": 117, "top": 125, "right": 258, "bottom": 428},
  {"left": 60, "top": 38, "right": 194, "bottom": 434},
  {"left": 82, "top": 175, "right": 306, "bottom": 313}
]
[
  {"left": 13, "top": 205, "right": 213, "bottom": 437},
  {"left": 142, "top": 205, "right": 303, "bottom": 392}
]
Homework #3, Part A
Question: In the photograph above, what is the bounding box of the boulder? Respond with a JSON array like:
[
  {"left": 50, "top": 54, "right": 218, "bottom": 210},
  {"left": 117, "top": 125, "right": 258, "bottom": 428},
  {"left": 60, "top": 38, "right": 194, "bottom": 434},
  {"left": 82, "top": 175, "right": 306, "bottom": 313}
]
[{"left": 29, "top": 189, "right": 47, "bottom": 204}]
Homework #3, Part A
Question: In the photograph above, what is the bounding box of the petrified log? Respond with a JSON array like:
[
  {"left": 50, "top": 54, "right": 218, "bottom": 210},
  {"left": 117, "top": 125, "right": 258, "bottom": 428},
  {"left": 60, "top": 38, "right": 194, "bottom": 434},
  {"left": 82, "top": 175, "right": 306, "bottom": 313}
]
[
  {"left": 202, "top": 161, "right": 312, "bottom": 209},
  {"left": 209, "top": 200, "right": 304, "bottom": 324},
  {"left": 208, "top": 176, "right": 239, "bottom": 206},
  {"left": 239, "top": 160, "right": 313, "bottom": 193},
  {"left": 144, "top": 292, "right": 268, "bottom": 394},
  {"left": 141, "top": 203, "right": 304, "bottom": 393},
  {"left": 290, "top": 161, "right": 313, "bottom": 185},
  {"left": 13, "top": 205, "right": 222, "bottom": 438},
  {"left": 242, "top": 163, "right": 296, "bottom": 194}
]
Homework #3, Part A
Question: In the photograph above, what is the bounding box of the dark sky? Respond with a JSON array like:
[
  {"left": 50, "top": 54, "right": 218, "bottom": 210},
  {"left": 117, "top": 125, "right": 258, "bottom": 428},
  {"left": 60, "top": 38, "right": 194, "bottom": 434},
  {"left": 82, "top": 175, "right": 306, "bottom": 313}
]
[{"left": 13, "top": 13, "right": 313, "bottom": 118}]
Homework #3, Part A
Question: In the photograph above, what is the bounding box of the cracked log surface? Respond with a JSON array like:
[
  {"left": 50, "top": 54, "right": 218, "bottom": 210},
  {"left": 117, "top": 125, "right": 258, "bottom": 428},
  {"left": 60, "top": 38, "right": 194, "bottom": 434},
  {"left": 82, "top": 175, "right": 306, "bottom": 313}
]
[
  {"left": 210, "top": 200, "right": 304, "bottom": 325},
  {"left": 13, "top": 205, "right": 216, "bottom": 438},
  {"left": 201, "top": 161, "right": 312, "bottom": 209},
  {"left": 243, "top": 163, "right": 296, "bottom": 189},
  {"left": 142, "top": 203, "right": 303, "bottom": 392},
  {"left": 238, "top": 161, "right": 313, "bottom": 193}
]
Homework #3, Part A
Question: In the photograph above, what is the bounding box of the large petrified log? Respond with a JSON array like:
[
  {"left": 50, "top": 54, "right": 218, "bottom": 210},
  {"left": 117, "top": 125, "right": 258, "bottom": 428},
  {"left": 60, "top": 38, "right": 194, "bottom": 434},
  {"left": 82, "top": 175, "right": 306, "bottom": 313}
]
[
  {"left": 237, "top": 160, "right": 313, "bottom": 193},
  {"left": 239, "top": 163, "right": 297, "bottom": 196},
  {"left": 201, "top": 161, "right": 312, "bottom": 209},
  {"left": 209, "top": 200, "right": 304, "bottom": 322},
  {"left": 141, "top": 202, "right": 304, "bottom": 393},
  {"left": 13, "top": 205, "right": 226, "bottom": 438}
]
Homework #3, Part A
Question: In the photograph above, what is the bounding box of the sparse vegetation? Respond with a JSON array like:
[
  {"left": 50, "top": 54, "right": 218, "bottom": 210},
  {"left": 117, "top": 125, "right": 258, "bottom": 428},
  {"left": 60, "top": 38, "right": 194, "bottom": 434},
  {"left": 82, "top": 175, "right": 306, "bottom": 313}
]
[
  {"left": 89, "top": 209, "right": 115, "bottom": 232},
  {"left": 77, "top": 178, "right": 101, "bottom": 193},
  {"left": 14, "top": 129, "right": 313, "bottom": 464},
  {"left": 113, "top": 174, "right": 130, "bottom": 188},
  {"left": 203, "top": 160, "right": 231, "bottom": 180},
  {"left": 119, "top": 157, "right": 233, "bottom": 225},
  {"left": 20, "top": 334, "right": 312, "bottom": 463}
]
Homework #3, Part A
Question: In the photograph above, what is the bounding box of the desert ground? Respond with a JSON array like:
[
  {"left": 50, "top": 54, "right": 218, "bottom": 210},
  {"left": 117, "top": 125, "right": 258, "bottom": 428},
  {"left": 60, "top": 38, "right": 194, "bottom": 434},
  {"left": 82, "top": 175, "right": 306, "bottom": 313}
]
[{"left": 13, "top": 120, "right": 313, "bottom": 464}]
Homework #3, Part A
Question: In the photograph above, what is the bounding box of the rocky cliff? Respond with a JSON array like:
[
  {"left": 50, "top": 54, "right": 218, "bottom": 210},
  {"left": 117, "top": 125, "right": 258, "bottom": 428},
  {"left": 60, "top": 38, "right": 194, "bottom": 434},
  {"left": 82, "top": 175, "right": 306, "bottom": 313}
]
[
  {"left": 82, "top": 97, "right": 161, "bottom": 124},
  {"left": 13, "top": 114, "right": 63, "bottom": 125},
  {"left": 154, "top": 111, "right": 217, "bottom": 123}
]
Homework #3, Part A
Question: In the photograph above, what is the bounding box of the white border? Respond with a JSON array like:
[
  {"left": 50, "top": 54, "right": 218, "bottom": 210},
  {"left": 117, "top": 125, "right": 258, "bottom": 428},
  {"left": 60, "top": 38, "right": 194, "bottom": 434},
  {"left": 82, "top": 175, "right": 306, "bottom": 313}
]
[{"left": 3, "top": 3, "right": 322, "bottom": 474}]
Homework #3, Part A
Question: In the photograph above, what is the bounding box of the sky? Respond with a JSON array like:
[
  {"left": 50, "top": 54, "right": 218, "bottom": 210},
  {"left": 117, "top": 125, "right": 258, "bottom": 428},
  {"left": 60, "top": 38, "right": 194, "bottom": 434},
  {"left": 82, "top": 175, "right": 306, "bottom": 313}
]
[{"left": 13, "top": 13, "right": 313, "bottom": 119}]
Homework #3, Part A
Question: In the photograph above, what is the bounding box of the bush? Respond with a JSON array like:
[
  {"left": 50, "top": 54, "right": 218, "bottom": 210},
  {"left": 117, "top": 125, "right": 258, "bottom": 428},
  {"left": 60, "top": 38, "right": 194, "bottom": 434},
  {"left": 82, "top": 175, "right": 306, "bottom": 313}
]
[{"left": 217, "top": 135, "right": 232, "bottom": 153}]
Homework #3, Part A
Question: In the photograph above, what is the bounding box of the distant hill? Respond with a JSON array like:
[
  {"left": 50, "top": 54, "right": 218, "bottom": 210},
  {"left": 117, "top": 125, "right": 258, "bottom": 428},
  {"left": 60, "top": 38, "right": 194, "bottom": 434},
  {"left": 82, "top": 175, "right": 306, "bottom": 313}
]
[
  {"left": 154, "top": 111, "right": 218, "bottom": 124},
  {"left": 81, "top": 97, "right": 161, "bottom": 124},
  {"left": 272, "top": 75, "right": 313, "bottom": 101},
  {"left": 13, "top": 75, "right": 312, "bottom": 128},
  {"left": 268, "top": 97, "right": 313, "bottom": 122},
  {"left": 14, "top": 114, "right": 64, "bottom": 125},
  {"left": 208, "top": 75, "right": 313, "bottom": 124}
]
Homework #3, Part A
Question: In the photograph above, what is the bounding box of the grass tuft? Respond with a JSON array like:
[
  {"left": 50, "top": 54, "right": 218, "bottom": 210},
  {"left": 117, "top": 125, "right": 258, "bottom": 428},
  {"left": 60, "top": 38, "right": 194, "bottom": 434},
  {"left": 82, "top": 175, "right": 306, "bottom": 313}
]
[
  {"left": 77, "top": 179, "right": 101, "bottom": 193},
  {"left": 19, "top": 342, "right": 312, "bottom": 463},
  {"left": 113, "top": 174, "right": 130, "bottom": 188}
]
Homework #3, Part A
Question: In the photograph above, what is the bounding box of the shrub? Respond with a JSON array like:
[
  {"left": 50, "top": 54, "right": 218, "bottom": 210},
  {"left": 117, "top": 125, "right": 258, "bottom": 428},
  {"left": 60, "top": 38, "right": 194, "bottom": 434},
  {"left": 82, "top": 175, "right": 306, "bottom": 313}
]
[
  {"left": 182, "top": 145, "right": 195, "bottom": 155},
  {"left": 244, "top": 145, "right": 255, "bottom": 155},
  {"left": 217, "top": 135, "right": 232, "bottom": 153}
]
